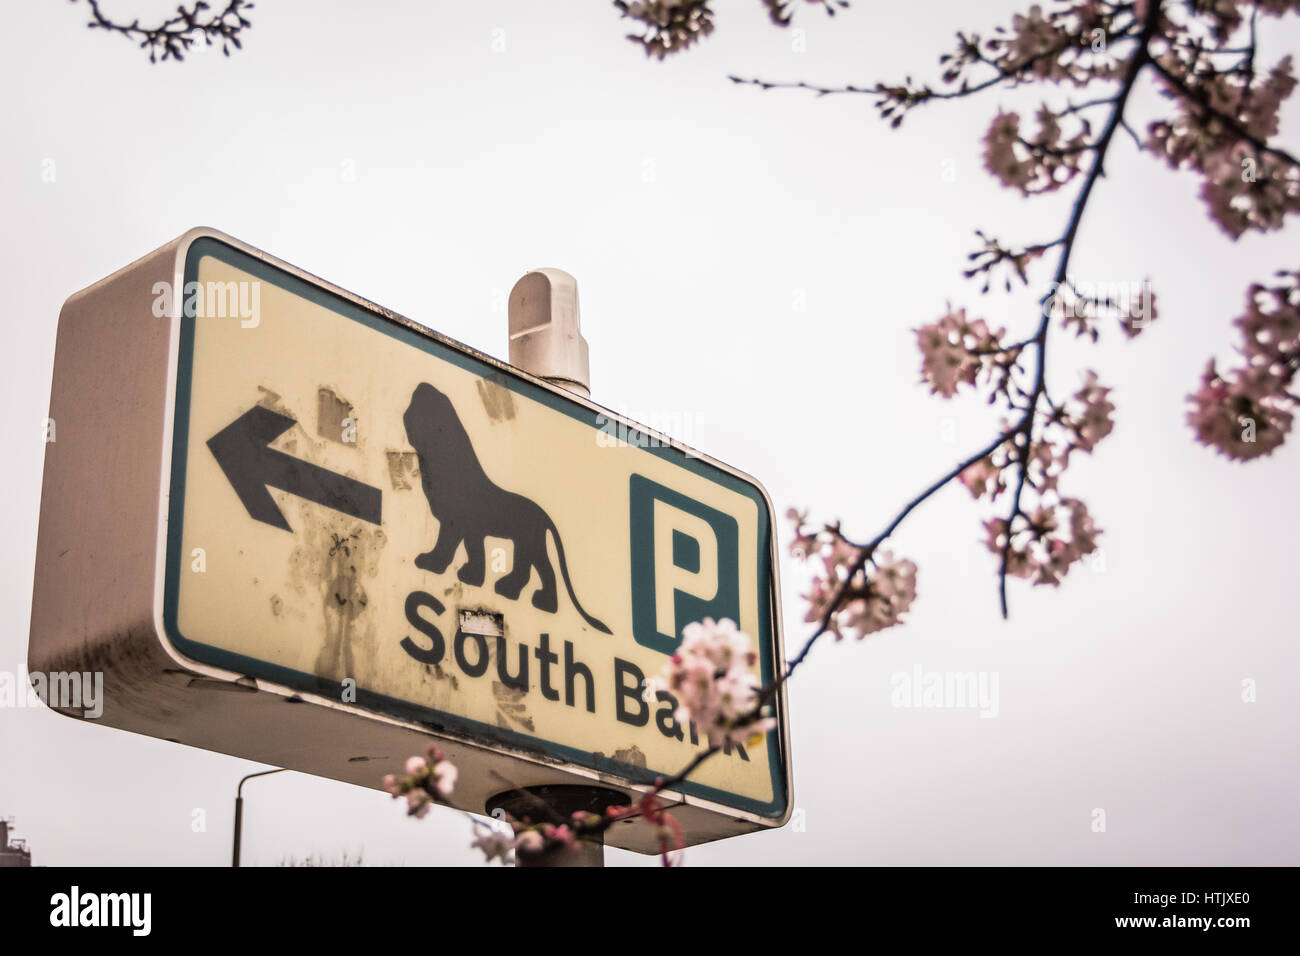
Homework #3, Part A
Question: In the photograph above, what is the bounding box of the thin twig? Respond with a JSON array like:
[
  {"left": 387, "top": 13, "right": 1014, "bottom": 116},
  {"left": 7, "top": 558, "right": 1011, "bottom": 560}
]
[{"left": 995, "top": 0, "right": 1162, "bottom": 617}]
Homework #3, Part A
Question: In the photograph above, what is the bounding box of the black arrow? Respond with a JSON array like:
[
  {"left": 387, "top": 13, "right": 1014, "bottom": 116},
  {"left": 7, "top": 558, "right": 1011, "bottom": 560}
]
[{"left": 207, "top": 405, "right": 382, "bottom": 532}]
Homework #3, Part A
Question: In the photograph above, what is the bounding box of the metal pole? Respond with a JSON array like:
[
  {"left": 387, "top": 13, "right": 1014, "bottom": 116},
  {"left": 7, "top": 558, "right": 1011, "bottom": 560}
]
[
  {"left": 232, "top": 768, "right": 287, "bottom": 867},
  {"left": 232, "top": 796, "right": 242, "bottom": 867},
  {"left": 504, "top": 270, "right": 615, "bottom": 866},
  {"left": 485, "top": 785, "right": 629, "bottom": 868}
]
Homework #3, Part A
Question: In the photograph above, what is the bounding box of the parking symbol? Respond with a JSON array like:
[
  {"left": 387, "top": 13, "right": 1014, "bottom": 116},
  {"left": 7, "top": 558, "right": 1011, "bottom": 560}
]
[{"left": 629, "top": 474, "right": 739, "bottom": 655}]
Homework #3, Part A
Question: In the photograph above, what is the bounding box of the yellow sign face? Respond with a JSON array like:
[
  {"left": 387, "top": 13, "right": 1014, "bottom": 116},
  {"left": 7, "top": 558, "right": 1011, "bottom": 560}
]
[{"left": 162, "top": 237, "right": 786, "bottom": 818}]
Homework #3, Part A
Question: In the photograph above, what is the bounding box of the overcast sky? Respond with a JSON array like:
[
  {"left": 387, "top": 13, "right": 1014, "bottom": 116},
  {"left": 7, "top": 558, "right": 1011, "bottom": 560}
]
[{"left": 2, "top": 0, "right": 1298, "bottom": 866}]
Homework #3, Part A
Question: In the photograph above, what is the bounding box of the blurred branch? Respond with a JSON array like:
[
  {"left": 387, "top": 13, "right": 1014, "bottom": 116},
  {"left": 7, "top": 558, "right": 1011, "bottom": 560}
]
[
  {"left": 74, "top": 0, "right": 254, "bottom": 63},
  {"left": 617, "top": 0, "right": 847, "bottom": 60}
]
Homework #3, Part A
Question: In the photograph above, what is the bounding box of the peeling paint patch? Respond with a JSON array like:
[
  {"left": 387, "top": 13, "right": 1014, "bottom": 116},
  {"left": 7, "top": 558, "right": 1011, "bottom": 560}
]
[
  {"left": 476, "top": 378, "right": 516, "bottom": 423},
  {"left": 385, "top": 450, "right": 418, "bottom": 489},
  {"left": 317, "top": 387, "right": 355, "bottom": 444},
  {"left": 459, "top": 608, "right": 503, "bottom": 637},
  {"left": 256, "top": 385, "right": 291, "bottom": 417},
  {"left": 612, "top": 745, "right": 647, "bottom": 768}
]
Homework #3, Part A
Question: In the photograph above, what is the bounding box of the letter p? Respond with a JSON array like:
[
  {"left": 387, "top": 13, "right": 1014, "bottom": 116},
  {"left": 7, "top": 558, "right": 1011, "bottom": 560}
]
[
  {"left": 630, "top": 475, "right": 739, "bottom": 655},
  {"left": 653, "top": 499, "right": 718, "bottom": 639}
]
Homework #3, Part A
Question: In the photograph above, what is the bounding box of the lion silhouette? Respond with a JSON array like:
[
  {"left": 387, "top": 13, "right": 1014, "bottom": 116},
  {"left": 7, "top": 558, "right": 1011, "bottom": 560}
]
[{"left": 403, "top": 382, "right": 611, "bottom": 634}]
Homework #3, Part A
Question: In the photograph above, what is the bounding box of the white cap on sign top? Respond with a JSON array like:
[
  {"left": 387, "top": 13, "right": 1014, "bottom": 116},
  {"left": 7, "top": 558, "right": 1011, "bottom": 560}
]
[{"left": 507, "top": 268, "right": 592, "bottom": 397}]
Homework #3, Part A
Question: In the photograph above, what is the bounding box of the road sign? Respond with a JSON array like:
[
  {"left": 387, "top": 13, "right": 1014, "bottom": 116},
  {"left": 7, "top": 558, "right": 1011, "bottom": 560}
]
[{"left": 29, "top": 229, "right": 791, "bottom": 852}]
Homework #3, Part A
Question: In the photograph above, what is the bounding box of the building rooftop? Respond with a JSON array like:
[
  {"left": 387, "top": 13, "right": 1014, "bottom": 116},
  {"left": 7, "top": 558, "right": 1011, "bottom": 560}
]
[{"left": 0, "top": 818, "right": 32, "bottom": 867}]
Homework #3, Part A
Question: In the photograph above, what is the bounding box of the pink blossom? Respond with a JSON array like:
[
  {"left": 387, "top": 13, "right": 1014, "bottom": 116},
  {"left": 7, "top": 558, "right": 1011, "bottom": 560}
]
[
  {"left": 1187, "top": 360, "right": 1293, "bottom": 461},
  {"left": 513, "top": 830, "right": 544, "bottom": 855},
  {"left": 846, "top": 551, "right": 918, "bottom": 635},
  {"left": 1004, "top": 5, "right": 1066, "bottom": 78},
  {"left": 959, "top": 456, "right": 1002, "bottom": 499},
  {"left": 619, "top": 0, "right": 715, "bottom": 60},
  {"left": 658, "top": 618, "right": 776, "bottom": 748},
  {"left": 917, "top": 307, "right": 1004, "bottom": 397},
  {"left": 785, "top": 507, "right": 820, "bottom": 560},
  {"left": 1066, "top": 370, "right": 1115, "bottom": 455},
  {"left": 383, "top": 744, "right": 458, "bottom": 818},
  {"left": 432, "top": 760, "right": 458, "bottom": 798},
  {"left": 983, "top": 106, "right": 1088, "bottom": 195},
  {"left": 1149, "top": 53, "right": 1300, "bottom": 238},
  {"left": 1190, "top": 272, "right": 1299, "bottom": 461},
  {"left": 547, "top": 824, "right": 577, "bottom": 847},
  {"left": 802, "top": 545, "right": 917, "bottom": 640},
  {"left": 983, "top": 111, "right": 1033, "bottom": 192},
  {"left": 983, "top": 496, "right": 1101, "bottom": 587}
]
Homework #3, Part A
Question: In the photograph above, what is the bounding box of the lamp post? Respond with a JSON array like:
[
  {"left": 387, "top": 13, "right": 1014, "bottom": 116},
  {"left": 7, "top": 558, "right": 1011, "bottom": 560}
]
[{"left": 232, "top": 768, "right": 287, "bottom": 867}]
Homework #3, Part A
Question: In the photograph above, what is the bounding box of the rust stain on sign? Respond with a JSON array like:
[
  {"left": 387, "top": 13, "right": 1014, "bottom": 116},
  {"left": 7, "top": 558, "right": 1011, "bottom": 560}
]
[
  {"left": 315, "top": 529, "right": 382, "bottom": 682},
  {"left": 493, "top": 682, "right": 535, "bottom": 732},
  {"left": 286, "top": 521, "right": 387, "bottom": 686}
]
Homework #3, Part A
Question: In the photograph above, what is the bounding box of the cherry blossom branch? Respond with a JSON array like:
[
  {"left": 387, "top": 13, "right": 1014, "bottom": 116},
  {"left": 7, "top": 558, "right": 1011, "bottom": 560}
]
[
  {"left": 1147, "top": 56, "right": 1300, "bottom": 169},
  {"left": 798, "top": 432, "right": 1019, "bottom": 659},
  {"left": 1118, "top": 116, "right": 1146, "bottom": 151},
  {"left": 730, "top": 5, "right": 1145, "bottom": 127},
  {"left": 648, "top": 746, "right": 722, "bottom": 794},
  {"left": 750, "top": 0, "right": 1300, "bottom": 634},
  {"left": 995, "top": 0, "right": 1161, "bottom": 617},
  {"left": 728, "top": 38, "right": 1091, "bottom": 108}
]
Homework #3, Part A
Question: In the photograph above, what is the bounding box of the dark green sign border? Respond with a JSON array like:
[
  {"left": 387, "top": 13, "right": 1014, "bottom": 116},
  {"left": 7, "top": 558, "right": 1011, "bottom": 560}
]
[{"left": 163, "top": 236, "right": 787, "bottom": 820}]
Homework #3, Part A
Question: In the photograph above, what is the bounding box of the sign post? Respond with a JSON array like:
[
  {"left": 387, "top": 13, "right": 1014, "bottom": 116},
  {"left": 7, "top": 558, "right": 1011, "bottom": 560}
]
[
  {"left": 29, "top": 228, "right": 792, "bottom": 856},
  {"left": 498, "top": 267, "right": 625, "bottom": 866}
]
